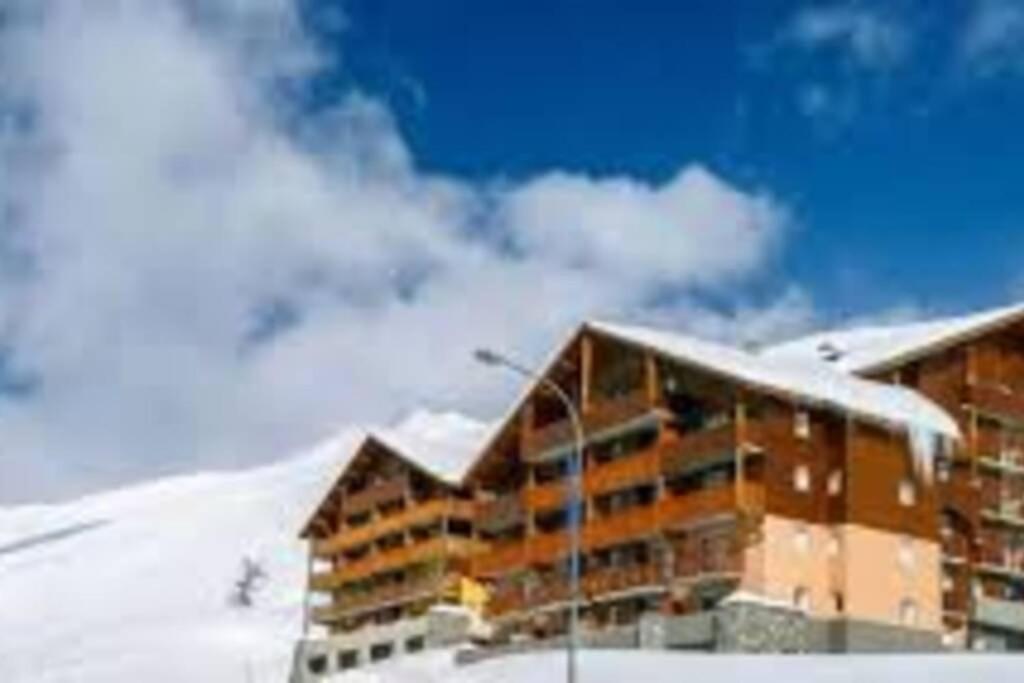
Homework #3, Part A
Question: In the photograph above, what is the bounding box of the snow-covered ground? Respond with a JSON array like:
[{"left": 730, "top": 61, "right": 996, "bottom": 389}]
[
  {"left": 0, "top": 419, "right": 364, "bottom": 683},
  {"left": 1, "top": 411, "right": 1021, "bottom": 683},
  {"left": 342, "top": 649, "right": 1022, "bottom": 683}
]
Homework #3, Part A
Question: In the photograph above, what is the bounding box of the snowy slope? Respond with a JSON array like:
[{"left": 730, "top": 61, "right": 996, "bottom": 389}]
[{"left": 0, "top": 418, "right": 369, "bottom": 683}]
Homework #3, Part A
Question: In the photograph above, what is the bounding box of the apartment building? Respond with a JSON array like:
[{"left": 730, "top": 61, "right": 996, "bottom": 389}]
[
  {"left": 466, "top": 320, "right": 958, "bottom": 653},
  {"left": 768, "top": 303, "right": 1024, "bottom": 650},
  {"left": 295, "top": 414, "right": 490, "bottom": 679},
  {"left": 295, "top": 303, "right": 1024, "bottom": 667}
]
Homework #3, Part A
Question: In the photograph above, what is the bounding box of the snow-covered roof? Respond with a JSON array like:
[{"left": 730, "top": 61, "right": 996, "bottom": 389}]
[
  {"left": 370, "top": 411, "right": 490, "bottom": 485},
  {"left": 301, "top": 411, "right": 488, "bottom": 537},
  {"left": 763, "top": 302, "right": 1024, "bottom": 374},
  {"left": 588, "top": 321, "right": 960, "bottom": 440}
]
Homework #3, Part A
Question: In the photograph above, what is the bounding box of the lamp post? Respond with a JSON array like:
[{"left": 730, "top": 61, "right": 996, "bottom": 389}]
[{"left": 474, "top": 348, "right": 584, "bottom": 683}]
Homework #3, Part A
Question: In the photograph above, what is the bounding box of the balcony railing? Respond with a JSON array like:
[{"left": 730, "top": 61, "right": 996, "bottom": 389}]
[
  {"left": 524, "top": 390, "right": 652, "bottom": 460},
  {"left": 342, "top": 476, "right": 410, "bottom": 518},
  {"left": 309, "top": 536, "right": 480, "bottom": 592},
  {"left": 476, "top": 493, "right": 527, "bottom": 534},
  {"left": 658, "top": 420, "right": 764, "bottom": 477},
  {"left": 314, "top": 498, "right": 475, "bottom": 558},
  {"left": 474, "top": 483, "right": 759, "bottom": 578},
  {"left": 472, "top": 539, "right": 529, "bottom": 578},
  {"left": 524, "top": 446, "right": 662, "bottom": 512},
  {"left": 487, "top": 562, "right": 664, "bottom": 617},
  {"left": 311, "top": 573, "right": 452, "bottom": 623}
]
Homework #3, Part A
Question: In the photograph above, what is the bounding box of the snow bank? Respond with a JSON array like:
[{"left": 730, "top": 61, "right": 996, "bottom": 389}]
[{"left": 329, "top": 649, "right": 1021, "bottom": 683}]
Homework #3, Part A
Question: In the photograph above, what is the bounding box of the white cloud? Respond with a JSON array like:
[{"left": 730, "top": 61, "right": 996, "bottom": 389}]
[
  {"left": 784, "top": 4, "right": 911, "bottom": 70},
  {"left": 0, "top": 0, "right": 806, "bottom": 501},
  {"left": 961, "top": 0, "right": 1024, "bottom": 76}
]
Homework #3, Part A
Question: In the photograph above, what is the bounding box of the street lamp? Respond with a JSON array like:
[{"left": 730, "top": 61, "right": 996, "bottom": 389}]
[{"left": 474, "top": 348, "right": 584, "bottom": 683}]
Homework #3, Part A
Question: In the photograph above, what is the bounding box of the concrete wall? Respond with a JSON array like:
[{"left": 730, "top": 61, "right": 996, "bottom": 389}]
[{"left": 293, "top": 608, "right": 484, "bottom": 682}]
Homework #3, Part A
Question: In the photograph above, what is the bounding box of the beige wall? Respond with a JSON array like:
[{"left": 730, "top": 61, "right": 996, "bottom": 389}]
[{"left": 742, "top": 515, "right": 941, "bottom": 632}]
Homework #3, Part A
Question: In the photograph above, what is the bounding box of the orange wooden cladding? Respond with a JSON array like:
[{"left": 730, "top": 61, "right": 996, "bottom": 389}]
[
  {"left": 488, "top": 562, "right": 664, "bottom": 615},
  {"left": 524, "top": 389, "right": 652, "bottom": 458},
  {"left": 660, "top": 423, "right": 739, "bottom": 474},
  {"left": 310, "top": 536, "right": 481, "bottom": 591},
  {"left": 969, "top": 383, "right": 1024, "bottom": 421},
  {"left": 342, "top": 476, "right": 409, "bottom": 518},
  {"left": 311, "top": 573, "right": 455, "bottom": 623},
  {"left": 522, "top": 427, "right": 749, "bottom": 514},
  {"left": 472, "top": 538, "right": 529, "bottom": 577},
  {"left": 314, "top": 498, "right": 475, "bottom": 557},
  {"left": 472, "top": 483, "right": 762, "bottom": 577}
]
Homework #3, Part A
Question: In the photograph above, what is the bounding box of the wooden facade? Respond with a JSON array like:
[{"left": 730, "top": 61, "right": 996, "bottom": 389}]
[
  {"left": 298, "top": 308, "right": 1024, "bottom": 652},
  {"left": 300, "top": 436, "right": 483, "bottom": 634},
  {"left": 464, "top": 327, "right": 942, "bottom": 642},
  {"left": 858, "top": 321, "right": 1024, "bottom": 633}
]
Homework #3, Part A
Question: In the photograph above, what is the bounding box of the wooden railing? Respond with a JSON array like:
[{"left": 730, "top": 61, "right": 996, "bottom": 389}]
[
  {"left": 342, "top": 476, "right": 410, "bottom": 518},
  {"left": 660, "top": 423, "right": 738, "bottom": 476},
  {"left": 310, "top": 536, "right": 480, "bottom": 591},
  {"left": 660, "top": 483, "right": 760, "bottom": 528},
  {"left": 476, "top": 493, "right": 527, "bottom": 533},
  {"left": 472, "top": 539, "right": 529, "bottom": 578},
  {"left": 969, "top": 383, "right": 1024, "bottom": 422},
  {"left": 473, "top": 483, "right": 760, "bottom": 578},
  {"left": 314, "top": 498, "right": 475, "bottom": 558},
  {"left": 311, "top": 573, "right": 453, "bottom": 623},
  {"left": 524, "top": 390, "right": 652, "bottom": 459},
  {"left": 525, "top": 436, "right": 730, "bottom": 514},
  {"left": 488, "top": 562, "right": 664, "bottom": 616}
]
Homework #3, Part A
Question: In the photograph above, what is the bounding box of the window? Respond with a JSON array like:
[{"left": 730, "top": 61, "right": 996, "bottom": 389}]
[
  {"left": 832, "top": 591, "right": 845, "bottom": 614},
  {"left": 899, "top": 598, "right": 918, "bottom": 627},
  {"left": 898, "top": 479, "right": 916, "bottom": 507},
  {"left": 370, "top": 643, "right": 394, "bottom": 662},
  {"left": 794, "top": 410, "right": 811, "bottom": 439},
  {"left": 307, "top": 655, "right": 328, "bottom": 675},
  {"left": 793, "top": 524, "right": 811, "bottom": 555},
  {"left": 827, "top": 470, "right": 843, "bottom": 496},
  {"left": 793, "top": 586, "right": 811, "bottom": 612},
  {"left": 826, "top": 529, "right": 841, "bottom": 558},
  {"left": 793, "top": 465, "right": 811, "bottom": 493},
  {"left": 338, "top": 650, "right": 359, "bottom": 671},
  {"left": 404, "top": 636, "right": 425, "bottom": 653},
  {"left": 898, "top": 537, "right": 916, "bottom": 572},
  {"left": 942, "top": 571, "right": 954, "bottom": 593}
]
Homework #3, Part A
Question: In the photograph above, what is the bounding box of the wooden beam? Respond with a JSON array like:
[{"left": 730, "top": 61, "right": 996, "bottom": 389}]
[
  {"left": 645, "top": 352, "right": 660, "bottom": 407},
  {"left": 581, "top": 334, "right": 593, "bottom": 415},
  {"left": 734, "top": 398, "right": 748, "bottom": 514}
]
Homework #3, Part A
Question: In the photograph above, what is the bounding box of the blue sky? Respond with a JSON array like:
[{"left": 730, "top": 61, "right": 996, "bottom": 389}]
[
  {"left": 3, "top": 0, "right": 1024, "bottom": 500},
  {"left": 311, "top": 0, "right": 1024, "bottom": 315}
]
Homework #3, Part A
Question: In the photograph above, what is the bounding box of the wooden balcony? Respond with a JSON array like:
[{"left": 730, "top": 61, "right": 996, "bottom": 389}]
[
  {"left": 488, "top": 562, "right": 664, "bottom": 617},
  {"left": 969, "top": 383, "right": 1024, "bottom": 423},
  {"left": 476, "top": 494, "right": 527, "bottom": 534},
  {"left": 659, "top": 483, "right": 758, "bottom": 530},
  {"left": 473, "top": 484, "right": 758, "bottom": 578},
  {"left": 525, "top": 440, "right": 714, "bottom": 514},
  {"left": 342, "top": 476, "right": 410, "bottom": 518},
  {"left": 660, "top": 423, "right": 739, "bottom": 477},
  {"left": 310, "top": 536, "right": 480, "bottom": 592},
  {"left": 524, "top": 390, "right": 653, "bottom": 460},
  {"left": 313, "top": 498, "right": 475, "bottom": 558},
  {"left": 587, "top": 447, "right": 661, "bottom": 497},
  {"left": 472, "top": 539, "right": 529, "bottom": 578},
  {"left": 311, "top": 573, "right": 453, "bottom": 624}
]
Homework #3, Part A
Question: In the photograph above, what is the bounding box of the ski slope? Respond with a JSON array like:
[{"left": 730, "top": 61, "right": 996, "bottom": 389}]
[{"left": 0, "top": 416, "right": 365, "bottom": 683}]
